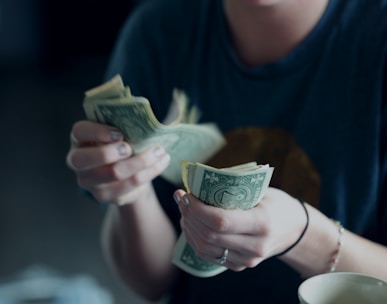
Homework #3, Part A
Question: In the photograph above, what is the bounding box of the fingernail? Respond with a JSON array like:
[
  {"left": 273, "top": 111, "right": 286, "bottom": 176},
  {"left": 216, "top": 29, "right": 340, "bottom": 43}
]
[
  {"left": 117, "top": 143, "right": 128, "bottom": 156},
  {"left": 110, "top": 130, "right": 122, "bottom": 141},
  {"left": 173, "top": 193, "right": 180, "bottom": 205},
  {"left": 183, "top": 195, "right": 190, "bottom": 206}
]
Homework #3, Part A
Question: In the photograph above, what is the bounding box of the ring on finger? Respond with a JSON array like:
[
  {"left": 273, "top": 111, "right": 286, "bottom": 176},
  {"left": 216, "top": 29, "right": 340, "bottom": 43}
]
[{"left": 216, "top": 248, "right": 229, "bottom": 265}]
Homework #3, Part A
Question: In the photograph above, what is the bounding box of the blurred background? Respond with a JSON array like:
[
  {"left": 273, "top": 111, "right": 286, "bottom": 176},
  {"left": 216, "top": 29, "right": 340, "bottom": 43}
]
[{"left": 0, "top": 0, "right": 154, "bottom": 303}]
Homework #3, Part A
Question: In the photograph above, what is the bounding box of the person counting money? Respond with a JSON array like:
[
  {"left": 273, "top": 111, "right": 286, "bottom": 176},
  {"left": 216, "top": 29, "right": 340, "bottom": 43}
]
[{"left": 66, "top": 0, "right": 387, "bottom": 303}]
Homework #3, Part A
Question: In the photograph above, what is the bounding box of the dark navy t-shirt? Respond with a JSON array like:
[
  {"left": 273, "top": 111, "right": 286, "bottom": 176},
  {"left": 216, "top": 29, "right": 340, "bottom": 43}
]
[{"left": 105, "top": 0, "right": 387, "bottom": 302}]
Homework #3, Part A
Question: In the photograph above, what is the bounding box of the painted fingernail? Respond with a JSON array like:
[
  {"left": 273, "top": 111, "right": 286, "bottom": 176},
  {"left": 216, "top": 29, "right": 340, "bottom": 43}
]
[
  {"left": 183, "top": 195, "right": 190, "bottom": 206},
  {"left": 110, "top": 130, "right": 122, "bottom": 141},
  {"left": 173, "top": 193, "right": 180, "bottom": 205},
  {"left": 117, "top": 143, "right": 128, "bottom": 156}
]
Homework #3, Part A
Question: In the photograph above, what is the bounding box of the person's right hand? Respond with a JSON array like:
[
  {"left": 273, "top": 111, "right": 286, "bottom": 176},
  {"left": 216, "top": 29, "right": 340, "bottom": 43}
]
[{"left": 66, "top": 121, "right": 171, "bottom": 205}]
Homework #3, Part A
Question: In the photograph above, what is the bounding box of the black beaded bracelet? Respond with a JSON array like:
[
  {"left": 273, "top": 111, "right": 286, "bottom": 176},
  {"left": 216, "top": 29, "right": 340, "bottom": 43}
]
[{"left": 273, "top": 198, "right": 310, "bottom": 258}]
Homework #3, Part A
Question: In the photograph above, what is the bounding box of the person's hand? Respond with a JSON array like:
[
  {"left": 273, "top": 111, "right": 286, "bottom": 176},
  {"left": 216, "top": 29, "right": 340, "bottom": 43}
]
[
  {"left": 66, "top": 120, "right": 171, "bottom": 205},
  {"left": 174, "top": 187, "right": 307, "bottom": 271}
]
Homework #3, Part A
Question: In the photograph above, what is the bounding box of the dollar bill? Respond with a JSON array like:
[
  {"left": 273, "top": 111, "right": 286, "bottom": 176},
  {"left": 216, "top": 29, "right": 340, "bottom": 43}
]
[
  {"left": 83, "top": 75, "right": 226, "bottom": 185},
  {"left": 172, "top": 161, "right": 274, "bottom": 277}
]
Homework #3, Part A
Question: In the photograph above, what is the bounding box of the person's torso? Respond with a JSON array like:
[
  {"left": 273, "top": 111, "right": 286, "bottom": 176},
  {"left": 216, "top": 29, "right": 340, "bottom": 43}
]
[{"left": 105, "top": 0, "right": 387, "bottom": 302}]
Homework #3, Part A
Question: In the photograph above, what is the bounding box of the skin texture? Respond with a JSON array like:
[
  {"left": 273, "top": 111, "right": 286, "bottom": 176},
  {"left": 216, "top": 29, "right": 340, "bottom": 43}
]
[{"left": 66, "top": 0, "right": 387, "bottom": 301}]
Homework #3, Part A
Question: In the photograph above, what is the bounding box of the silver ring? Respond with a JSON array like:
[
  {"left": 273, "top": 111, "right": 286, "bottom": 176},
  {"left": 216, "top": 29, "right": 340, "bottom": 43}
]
[{"left": 216, "top": 248, "right": 229, "bottom": 265}]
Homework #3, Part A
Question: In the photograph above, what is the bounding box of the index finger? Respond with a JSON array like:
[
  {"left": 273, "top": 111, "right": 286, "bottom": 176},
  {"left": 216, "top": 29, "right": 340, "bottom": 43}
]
[{"left": 71, "top": 120, "right": 124, "bottom": 147}]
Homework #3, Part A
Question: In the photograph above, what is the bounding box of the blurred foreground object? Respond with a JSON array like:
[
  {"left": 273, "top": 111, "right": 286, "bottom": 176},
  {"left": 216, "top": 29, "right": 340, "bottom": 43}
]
[{"left": 0, "top": 265, "right": 113, "bottom": 304}]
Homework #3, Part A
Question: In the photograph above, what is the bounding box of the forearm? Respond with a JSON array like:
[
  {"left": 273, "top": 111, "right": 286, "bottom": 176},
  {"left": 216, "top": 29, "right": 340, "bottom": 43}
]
[
  {"left": 101, "top": 183, "right": 179, "bottom": 301},
  {"left": 280, "top": 204, "right": 387, "bottom": 280}
]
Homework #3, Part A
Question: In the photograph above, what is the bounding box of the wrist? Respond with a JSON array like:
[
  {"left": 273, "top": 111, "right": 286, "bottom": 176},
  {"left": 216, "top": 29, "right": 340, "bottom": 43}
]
[
  {"left": 272, "top": 198, "right": 309, "bottom": 258},
  {"left": 327, "top": 219, "right": 344, "bottom": 273},
  {"left": 277, "top": 205, "right": 346, "bottom": 278}
]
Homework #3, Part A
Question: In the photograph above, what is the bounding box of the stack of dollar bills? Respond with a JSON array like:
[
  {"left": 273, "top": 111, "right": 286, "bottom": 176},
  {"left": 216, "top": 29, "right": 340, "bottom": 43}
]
[
  {"left": 83, "top": 76, "right": 274, "bottom": 277},
  {"left": 172, "top": 161, "right": 274, "bottom": 277},
  {"left": 83, "top": 75, "right": 226, "bottom": 185}
]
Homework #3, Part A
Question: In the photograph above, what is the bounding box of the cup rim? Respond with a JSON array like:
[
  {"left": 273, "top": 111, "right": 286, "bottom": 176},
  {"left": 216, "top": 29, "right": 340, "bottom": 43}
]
[{"left": 298, "top": 272, "right": 387, "bottom": 304}]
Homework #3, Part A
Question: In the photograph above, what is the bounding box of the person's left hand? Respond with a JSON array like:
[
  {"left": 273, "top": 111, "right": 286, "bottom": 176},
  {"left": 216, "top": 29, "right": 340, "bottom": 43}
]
[{"left": 174, "top": 187, "right": 307, "bottom": 271}]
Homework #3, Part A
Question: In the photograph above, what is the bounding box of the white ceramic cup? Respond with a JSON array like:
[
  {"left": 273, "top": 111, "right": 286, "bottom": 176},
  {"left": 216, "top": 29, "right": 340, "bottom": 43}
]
[{"left": 298, "top": 272, "right": 387, "bottom": 304}]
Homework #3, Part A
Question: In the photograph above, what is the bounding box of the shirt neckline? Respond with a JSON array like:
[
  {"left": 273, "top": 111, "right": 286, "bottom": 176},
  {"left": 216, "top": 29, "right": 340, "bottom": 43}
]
[{"left": 217, "top": 0, "right": 342, "bottom": 78}]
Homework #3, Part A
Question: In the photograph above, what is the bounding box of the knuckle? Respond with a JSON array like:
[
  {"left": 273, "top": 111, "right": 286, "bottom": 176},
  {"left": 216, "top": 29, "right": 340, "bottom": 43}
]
[
  {"left": 111, "top": 163, "right": 126, "bottom": 180},
  {"left": 260, "top": 223, "right": 270, "bottom": 237},
  {"left": 245, "top": 258, "right": 259, "bottom": 268},
  {"left": 71, "top": 121, "right": 84, "bottom": 139},
  {"left": 252, "top": 243, "right": 268, "bottom": 257},
  {"left": 98, "top": 147, "right": 116, "bottom": 164},
  {"left": 129, "top": 174, "right": 143, "bottom": 187},
  {"left": 92, "top": 189, "right": 110, "bottom": 203},
  {"left": 230, "top": 265, "right": 246, "bottom": 272},
  {"left": 256, "top": 216, "right": 270, "bottom": 237},
  {"left": 132, "top": 168, "right": 158, "bottom": 186},
  {"left": 202, "top": 229, "right": 218, "bottom": 243},
  {"left": 136, "top": 152, "right": 153, "bottom": 168},
  {"left": 111, "top": 161, "right": 137, "bottom": 181},
  {"left": 67, "top": 152, "right": 83, "bottom": 170},
  {"left": 212, "top": 213, "right": 231, "bottom": 232}
]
